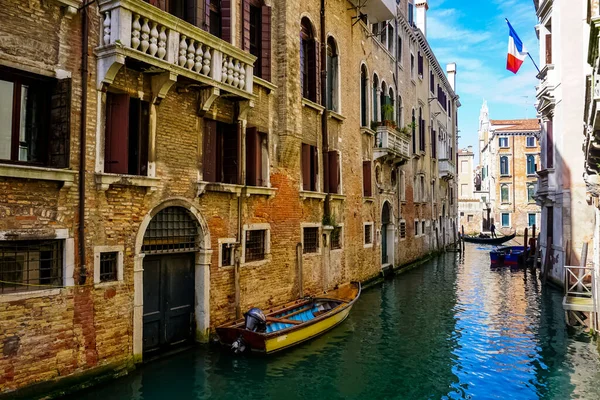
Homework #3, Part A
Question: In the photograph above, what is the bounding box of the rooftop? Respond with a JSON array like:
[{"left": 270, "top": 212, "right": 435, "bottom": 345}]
[{"left": 490, "top": 119, "right": 540, "bottom": 132}]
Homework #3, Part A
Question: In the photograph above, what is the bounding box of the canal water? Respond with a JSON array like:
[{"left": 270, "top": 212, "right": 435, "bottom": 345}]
[{"left": 70, "top": 244, "right": 600, "bottom": 399}]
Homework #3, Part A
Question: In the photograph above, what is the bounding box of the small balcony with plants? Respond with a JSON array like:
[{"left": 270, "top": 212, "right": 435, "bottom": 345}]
[{"left": 373, "top": 104, "right": 411, "bottom": 163}]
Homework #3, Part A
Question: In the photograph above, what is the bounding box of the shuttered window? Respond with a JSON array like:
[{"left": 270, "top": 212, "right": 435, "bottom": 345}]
[
  {"left": 203, "top": 120, "right": 239, "bottom": 184},
  {"left": 243, "top": 0, "right": 271, "bottom": 81},
  {"left": 301, "top": 18, "right": 318, "bottom": 103},
  {"left": 105, "top": 93, "right": 149, "bottom": 176},
  {"left": 411, "top": 109, "right": 416, "bottom": 154},
  {"left": 419, "top": 108, "right": 425, "bottom": 152},
  {"left": 246, "top": 128, "right": 266, "bottom": 187},
  {"left": 327, "top": 150, "right": 340, "bottom": 194},
  {"left": 545, "top": 34, "right": 552, "bottom": 64},
  {"left": 546, "top": 119, "right": 553, "bottom": 168},
  {"left": 360, "top": 65, "right": 368, "bottom": 127},
  {"left": 362, "top": 160, "right": 372, "bottom": 197},
  {"left": 301, "top": 143, "right": 318, "bottom": 191},
  {"left": 417, "top": 52, "right": 423, "bottom": 77},
  {"left": 204, "top": 0, "right": 230, "bottom": 41}
]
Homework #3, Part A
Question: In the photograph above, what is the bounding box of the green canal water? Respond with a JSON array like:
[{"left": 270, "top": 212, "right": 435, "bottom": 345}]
[{"left": 70, "top": 244, "right": 600, "bottom": 399}]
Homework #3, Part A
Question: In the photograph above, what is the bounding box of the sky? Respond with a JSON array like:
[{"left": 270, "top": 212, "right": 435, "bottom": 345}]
[{"left": 426, "top": 0, "right": 539, "bottom": 155}]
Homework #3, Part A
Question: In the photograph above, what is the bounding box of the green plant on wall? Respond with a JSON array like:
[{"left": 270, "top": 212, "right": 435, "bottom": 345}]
[
  {"left": 382, "top": 103, "right": 394, "bottom": 122},
  {"left": 322, "top": 213, "right": 337, "bottom": 227},
  {"left": 397, "top": 121, "right": 416, "bottom": 135}
]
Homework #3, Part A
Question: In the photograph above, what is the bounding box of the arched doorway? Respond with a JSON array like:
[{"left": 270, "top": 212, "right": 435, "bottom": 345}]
[
  {"left": 381, "top": 202, "right": 394, "bottom": 266},
  {"left": 141, "top": 206, "right": 201, "bottom": 354}
]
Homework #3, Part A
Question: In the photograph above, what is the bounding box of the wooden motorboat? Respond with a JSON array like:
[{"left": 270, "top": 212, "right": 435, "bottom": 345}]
[
  {"left": 490, "top": 245, "right": 528, "bottom": 266},
  {"left": 462, "top": 232, "right": 516, "bottom": 245},
  {"left": 216, "top": 282, "right": 361, "bottom": 354}
]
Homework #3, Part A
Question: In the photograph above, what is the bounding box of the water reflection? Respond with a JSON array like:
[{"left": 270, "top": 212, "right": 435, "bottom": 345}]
[{"left": 68, "top": 245, "right": 600, "bottom": 400}]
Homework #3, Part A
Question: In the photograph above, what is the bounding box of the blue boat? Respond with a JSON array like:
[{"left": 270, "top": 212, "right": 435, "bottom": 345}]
[{"left": 490, "top": 246, "right": 529, "bottom": 266}]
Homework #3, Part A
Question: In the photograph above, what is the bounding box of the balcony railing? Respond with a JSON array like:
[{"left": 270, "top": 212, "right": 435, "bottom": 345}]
[
  {"left": 96, "top": 0, "right": 255, "bottom": 99},
  {"left": 536, "top": 64, "right": 555, "bottom": 99},
  {"left": 438, "top": 159, "right": 456, "bottom": 179},
  {"left": 374, "top": 126, "right": 410, "bottom": 162}
]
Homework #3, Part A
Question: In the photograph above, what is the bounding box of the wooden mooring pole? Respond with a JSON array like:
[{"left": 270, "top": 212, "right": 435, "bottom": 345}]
[
  {"left": 523, "top": 228, "right": 529, "bottom": 260},
  {"left": 542, "top": 236, "right": 552, "bottom": 284}
]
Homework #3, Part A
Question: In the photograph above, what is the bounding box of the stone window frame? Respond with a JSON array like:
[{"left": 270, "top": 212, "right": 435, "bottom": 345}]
[
  {"left": 241, "top": 223, "right": 271, "bottom": 266},
  {"left": 528, "top": 213, "right": 538, "bottom": 227},
  {"left": 363, "top": 222, "right": 374, "bottom": 248},
  {"left": 218, "top": 238, "right": 237, "bottom": 268},
  {"left": 500, "top": 183, "right": 510, "bottom": 204},
  {"left": 0, "top": 229, "right": 74, "bottom": 303},
  {"left": 501, "top": 212, "right": 511, "bottom": 228},
  {"left": 399, "top": 219, "right": 407, "bottom": 240},
  {"left": 301, "top": 222, "right": 322, "bottom": 256},
  {"left": 93, "top": 245, "right": 124, "bottom": 286},
  {"left": 331, "top": 223, "right": 344, "bottom": 251},
  {"left": 526, "top": 136, "right": 536, "bottom": 147}
]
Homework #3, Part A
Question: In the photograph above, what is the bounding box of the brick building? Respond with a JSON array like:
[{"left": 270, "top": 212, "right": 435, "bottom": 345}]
[
  {"left": 457, "top": 146, "right": 484, "bottom": 234},
  {"left": 0, "top": 0, "right": 458, "bottom": 396}
]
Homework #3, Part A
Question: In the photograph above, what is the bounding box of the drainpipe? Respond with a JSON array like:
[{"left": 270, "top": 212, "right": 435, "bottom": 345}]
[
  {"left": 320, "top": 0, "right": 330, "bottom": 218},
  {"left": 235, "top": 119, "right": 244, "bottom": 319},
  {"left": 78, "top": 2, "right": 89, "bottom": 285}
]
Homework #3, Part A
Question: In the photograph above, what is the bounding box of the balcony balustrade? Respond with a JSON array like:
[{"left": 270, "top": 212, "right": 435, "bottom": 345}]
[
  {"left": 374, "top": 126, "right": 411, "bottom": 163},
  {"left": 536, "top": 168, "right": 557, "bottom": 199},
  {"left": 438, "top": 158, "right": 455, "bottom": 180}
]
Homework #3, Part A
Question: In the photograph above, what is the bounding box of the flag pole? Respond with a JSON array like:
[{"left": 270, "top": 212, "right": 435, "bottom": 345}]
[{"left": 505, "top": 18, "right": 541, "bottom": 74}]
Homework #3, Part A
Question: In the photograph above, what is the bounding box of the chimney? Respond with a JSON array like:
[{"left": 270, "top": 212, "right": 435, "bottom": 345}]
[
  {"left": 416, "top": 1, "right": 428, "bottom": 36},
  {"left": 467, "top": 145, "right": 473, "bottom": 153},
  {"left": 446, "top": 63, "right": 457, "bottom": 92}
]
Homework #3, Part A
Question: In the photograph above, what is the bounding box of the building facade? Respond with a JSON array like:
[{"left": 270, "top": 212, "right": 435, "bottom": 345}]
[
  {"left": 0, "top": 0, "right": 458, "bottom": 396},
  {"left": 457, "top": 146, "right": 483, "bottom": 234},
  {"left": 535, "top": 0, "right": 594, "bottom": 285}
]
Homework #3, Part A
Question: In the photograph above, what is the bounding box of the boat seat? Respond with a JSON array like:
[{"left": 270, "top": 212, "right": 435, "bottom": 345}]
[{"left": 266, "top": 306, "right": 319, "bottom": 333}]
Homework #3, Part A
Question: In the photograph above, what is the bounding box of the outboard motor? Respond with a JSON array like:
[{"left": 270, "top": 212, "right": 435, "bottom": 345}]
[{"left": 231, "top": 308, "right": 267, "bottom": 354}]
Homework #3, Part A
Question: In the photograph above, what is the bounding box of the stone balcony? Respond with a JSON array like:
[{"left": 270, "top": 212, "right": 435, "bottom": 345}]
[
  {"left": 373, "top": 125, "right": 411, "bottom": 163},
  {"left": 96, "top": 0, "right": 256, "bottom": 102},
  {"left": 536, "top": 64, "right": 555, "bottom": 113},
  {"left": 347, "top": 0, "right": 396, "bottom": 22},
  {"left": 438, "top": 158, "right": 455, "bottom": 180},
  {"left": 536, "top": 168, "right": 557, "bottom": 200}
]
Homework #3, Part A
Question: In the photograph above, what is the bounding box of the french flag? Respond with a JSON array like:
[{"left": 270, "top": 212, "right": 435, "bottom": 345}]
[{"left": 506, "top": 20, "right": 527, "bottom": 74}]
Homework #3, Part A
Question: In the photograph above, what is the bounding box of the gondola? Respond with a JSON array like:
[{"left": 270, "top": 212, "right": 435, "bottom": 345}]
[
  {"left": 216, "top": 282, "right": 361, "bottom": 354},
  {"left": 461, "top": 232, "right": 516, "bottom": 245},
  {"left": 490, "top": 245, "right": 529, "bottom": 266}
]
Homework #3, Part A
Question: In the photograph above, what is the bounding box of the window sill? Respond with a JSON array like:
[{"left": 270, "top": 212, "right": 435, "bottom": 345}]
[
  {"left": 244, "top": 186, "right": 278, "bottom": 198},
  {"left": 364, "top": 243, "right": 374, "bottom": 248},
  {"left": 363, "top": 196, "right": 375, "bottom": 203},
  {"left": 0, "top": 164, "right": 76, "bottom": 188},
  {"left": 360, "top": 127, "right": 376, "bottom": 136},
  {"left": 527, "top": 174, "right": 537, "bottom": 178},
  {"left": 500, "top": 175, "right": 511, "bottom": 178},
  {"left": 300, "top": 190, "right": 327, "bottom": 201},
  {"left": 198, "top": 181, "right": 244, "bottom": 196},
  {"left": 253, "top": 76, "right": 277, "bottom": 93},
  {"left": 328, "top": 193, "right": 346, "bottom": 202},
  {"left": 96, "top": 173, "right": 159, "bottom": 191},
  {"left": 327, "top": 110, "right": 346, "bottom": 122},
  {"left": 301, "top": 98, "right": 325, "bottom": 114},
  {"left": 0, "top": 288, "right": 62, "bottom": 303}
]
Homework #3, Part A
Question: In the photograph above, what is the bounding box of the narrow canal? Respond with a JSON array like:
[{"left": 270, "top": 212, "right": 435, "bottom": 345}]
[{"left": 71, "top": 244, "right": 600, "bottom": 399}]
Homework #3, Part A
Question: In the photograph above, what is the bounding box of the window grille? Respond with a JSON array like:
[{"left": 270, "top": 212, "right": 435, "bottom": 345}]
[
  {"left": 100, "top": 252, "right": 118, "bottom": 282},
  {"left": 245, "top": 230, "right": 266, "bottom": 262},
  {"left": 221, "top": 243, "right": 234, "bottom": 267},
  {"left": 400, "top": 222, "right": 407, "bottom": 239},
  {"left": 0, "top": 240, "right": 63, "bottom": 294},
  {"left": 303, "top": 227, "right": 319, "bottom": 253},
  {"left": 142, "top": 207, "right": 199, "bottom": 254},
  {"left": 331, "top": 227, "right": 342, "bottom": 250},
  {"left": 365, "top": 225, "right": 373, "bottom": 244}
]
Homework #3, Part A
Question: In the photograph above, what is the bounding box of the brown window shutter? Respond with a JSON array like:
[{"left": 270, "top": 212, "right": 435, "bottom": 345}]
[
  {"left": 302, "top": 144, "right": 311, "bottom": 191},
  {"left": 306, "top": 40, "right": 318, "bottom": 102},
  {"left": 185, "top": 0, "right": 198, "bottom": 27},
  {"left": 222, "top": 123, "right": 238, "bottom": 184},
  {"left": 105, "top": 93, "right": 130, "bottom": 174},
  {"left": 221, "top": 0, "right": 231, "bottom": 43},
  {"left": 203, "top": 119, "right": 217, "bottom": 182},
  {"left": 138, "top": 100, "right": 150, "bottom": 175},
  {"left": 314, "top": 39, "right": 320, "bottom": 104},
  {"left": 204, "top": 0, "right": 210, "bottom": 32},
  {"left": 328, "top": 151, "right": 340, "bottom": 194},
  {"left": 260, "top": 6, "right": 272, "bottom": 82},
  {"left": 547, "top": 119, "right": 553, "bottom": 168},
  {"left": 363, "top": 161, "right": 372, "bottom": 197},
  {"left": 48, "top": 78, "right": 71, "bottom": 168},
  {"left": 256, "top": 132, "right": 263, "bottom": 186},
  {"left": 246, "top": 127, "right": 258, "bottom": 186},
  {"left": 242, "top": 0, "right": 251, "bottom": 51},
  {"left": 312, "top": 145, "right": 318, "bottom": 191},
  {"left": 545, "top": 34, "right": 552, "bottom": 64}
]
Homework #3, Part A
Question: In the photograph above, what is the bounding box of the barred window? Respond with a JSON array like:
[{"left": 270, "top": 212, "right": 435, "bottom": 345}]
[
  {"left": 99, "top": 252, "right": 118, "bottom": 282},
  {"left": 303, "top": 227, "right": 319, "bottom": 254},
  {"left": 0, "top": 240, "right": 63, "bottom": 294},
  {"left": 364, "top": 224, "right": 373, "bottom": 245},
  {"left": 221, "top": 243, "right": 234, "bottom": 267},
  {"left": 245, "top": 230, "right": 266, "bottom": 262},
  {"left": 142, "top": 207, "right": 199, "bottom": 254},
  {"left": 400, "top": 221, "right": 406, "bottom": 239},
  {"left": 331, "top": 227, "right": 342, "bottom": 250}
]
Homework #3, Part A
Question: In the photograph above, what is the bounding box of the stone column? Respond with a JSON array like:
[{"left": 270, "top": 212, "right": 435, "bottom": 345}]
[{"left": 195, "top": 249, "right": 213, "bottom": 342}]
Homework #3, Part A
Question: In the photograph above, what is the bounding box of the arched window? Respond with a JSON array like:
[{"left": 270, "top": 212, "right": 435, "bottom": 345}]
[
  {"left": 372, "top": 74, "right": 379, "bottom": 123},
  {"left": 326, "top": 36, "right": 339, "bottom": 111},
  {"left": 501, "top": 184, "right": 509, "bottom": 203},
  {"left": 527, "top": 184, "right": 535, "bottom": 202},
  {"left": 388, "top": 87, "right": 395, "bottom": 123},
  {"left": 398, "top": 94, "right": 403, "bottom": 126},
  {"left": 411, "top": 108, "right": 416, "bottom": 154},
  {"left": 527, "top": 155, "right": 536, "bottom": 175},
  {"left": 500, "top": 156, "right": 509, "bottom": 175},
  {"left": 360, "top": 65, "right": 368, "bottom": 127},
  {"left": 380, "top": 81, "right": 387, "bottom": 122},
  {"left": 419, "top": 107, "right": 424, "bottom": 152},
  {"left": 300, "top": 18, "right": 317, "bottom": 102}
]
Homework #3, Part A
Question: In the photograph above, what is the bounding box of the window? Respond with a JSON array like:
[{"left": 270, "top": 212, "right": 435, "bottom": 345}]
[
  {"left": 420, "top": 175, "right": 425, "bottom": 201},
  {"left": 0, "top": 240, "right": 63, "bottom": 294},
  {"left": 461, "top": 184, "right": 468, "bottom": 197},
  {"left": 331, "top": 226, "right": 342, "bottom": 250},
  {"left": 410, "top": 53, "right": 415, "bottom": 80},
  {"left": 421, "top": 221, "right": 425, "bottom": 235},
  {"left": 397, "top": 35, "right": 403, "bottom": 63},
  {"left": 99, "top": 252, "right": 118, "bottom": 282},
  {"left": 498, "top": 137, "right": 509, "bottom": 148},
  {"left": 546, "top": 119, "right": 553, "bottom": 168},
  {"left": 461, "top": 160, "right": 468, "bottom": 172},
  {"left": 411, "top": 109, "right": 416, "bottom": 153},
  {"left": 363, "top": 160, "right": 372, "bottom": 197},
  {"left": 430, "top": 71, "right": 434, "bottom": 93},
  {"left": 326, "top": 37, "right": 339, "bottom": 112},
  {"left": 391, "top": 169, "right": 397, "bottom": 187},
  {"left": 327, "top": 150, "right": 341, "bottom": 194},
  {"left": 528, "top": 213, "right": 536, "bottom": 227},
  {"left": 0, "top": 68, "right": 70, "bottom": 168},
  {"left": 387, "top": 23, "right": 394, "bottom": 53},
  {"left": 372, "top": 74, "right": 379, "bottom": 123},
  {"left": 380, "top": 22, "right": 387, "bottom": 47},
  {"left": 407, "top": 1, "right": 414, "bottom": 26},
  {"left": 302, "top": 143, "right": 318, "bottom": 191},
  {"left": 360, "top": 65, "right": 368, "bottom": 127},
  {"left": 501, "top": 184, "right": 509, "bottom": 203},
  {"left": 203, "top": 120, "right": 239, "bottom": 184},
  {"left": 414, "top": 220, "right": 419, "bottom": 236},
  {"left": 419, "top": 108, "right": 425, "bottom": 152},
  {"left": 526, "top": 155, "right": 536, "bottom": 175},
  {"left": 208, "top": 0, "right": 225, "bottom": 40},
  {"left": 545, "top": 33, "right": 552, "bottom": 64},
  {"left": 526, "top": 136, "right": 536, "bottom": 147},
  {"left": 300, "top": 18, "right": 318, "bottom": 102},
  {"left": 303, "top": 227, "right": 319, "bottom": 253},
  {"left": 221, "top": 242, "right": 234, "bottom": 267},
  {"left": 243, "top": 0, "right": 271, "bottom": 80},
  {"left": 527, "top": 184, "right": 535, "bottom": 202},
  {"left": 467, "top": 215, "right": 474, "bottom": 222},
  {"left": 400, "top": 170, "right": 406, "bottom": 201},
  {"left": 246, "top": 128, "right": 267, "bottom": 187},
  {"left": 500, "top": 156, "right": 509, "bottom": 175},
  {"left": 398, "top": 95, "right": 403, "bottom": 127},
  {"left": 142, "top": 207, "right": 199, "bottom": 254},
  {"left": 245, "top": 229, "right": 266, "bottom": 262},
  {"left": 380, "top": 81, "right": 388, "bottom": 122},
  {"left": 501, "top": 213, "right": 510, "bottom": 227},
  {"left": 399, "top": 221, "right": 406, "bottom": 239},
  {"left": 417, "top": 52, "right": 423, "bottom": 77},
  {"left": 364, "top": 224, "right": 373, "bottom": 245}
]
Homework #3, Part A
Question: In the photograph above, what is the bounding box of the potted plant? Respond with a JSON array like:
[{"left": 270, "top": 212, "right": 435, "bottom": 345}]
[{"left": 381, "top": 104, "right": 395, "bottom": 128}]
